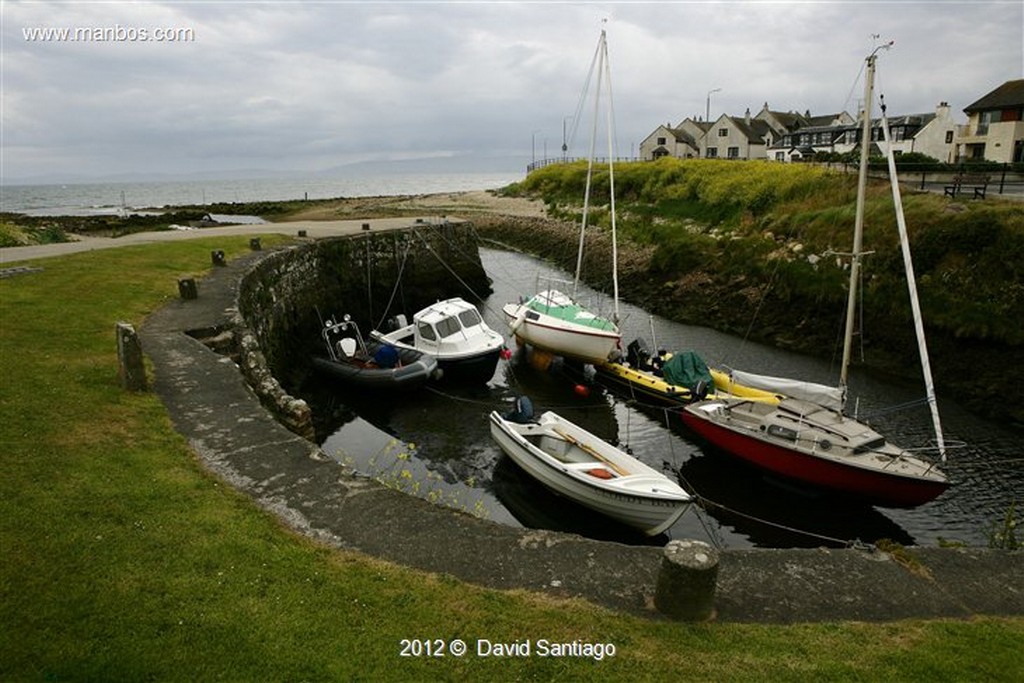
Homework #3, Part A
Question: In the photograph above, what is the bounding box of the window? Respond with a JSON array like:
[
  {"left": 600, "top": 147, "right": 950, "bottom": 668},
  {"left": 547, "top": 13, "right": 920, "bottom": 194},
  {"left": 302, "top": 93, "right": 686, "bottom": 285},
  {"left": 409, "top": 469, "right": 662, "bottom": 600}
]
[
  {"left": 978, "top": 110, "right": 997, "bottom": 135},
  {"left": 657, "top": 137, "right": 666, "bottom": 145},
  {"left": 435, "top": 316, "right": 462, "bottom": 339},
  {"left": 457, "top": 309, "right": 482, "bottom": 330},
  {"left": 718, "top": 128, "right": 728, "bottom": 137},
  {"left": 727, "top": 146, "right": 740, "bottom": 158},
  {"left": 706, "top": 147, "right": 718, "bottom": 158},
  {"left": 775, "top": 151, "right": 785, "bottom": 160},
  {"left": 945, "top": 130, "right": 954, "bottom": 144}
]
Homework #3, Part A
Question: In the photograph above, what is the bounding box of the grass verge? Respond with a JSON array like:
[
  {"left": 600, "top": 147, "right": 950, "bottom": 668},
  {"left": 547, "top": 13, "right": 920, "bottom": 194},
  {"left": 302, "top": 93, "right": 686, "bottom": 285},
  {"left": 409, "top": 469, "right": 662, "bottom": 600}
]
[{"left": 1, "top": 235, "right": 1022, "bottom": 681}]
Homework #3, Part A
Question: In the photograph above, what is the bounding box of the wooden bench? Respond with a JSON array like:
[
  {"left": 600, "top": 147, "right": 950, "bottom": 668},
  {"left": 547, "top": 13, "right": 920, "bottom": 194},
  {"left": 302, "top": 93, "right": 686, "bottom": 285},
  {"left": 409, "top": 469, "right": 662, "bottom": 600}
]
[{"left": 944, "top": 173, "right": 990, "bottom": 199}]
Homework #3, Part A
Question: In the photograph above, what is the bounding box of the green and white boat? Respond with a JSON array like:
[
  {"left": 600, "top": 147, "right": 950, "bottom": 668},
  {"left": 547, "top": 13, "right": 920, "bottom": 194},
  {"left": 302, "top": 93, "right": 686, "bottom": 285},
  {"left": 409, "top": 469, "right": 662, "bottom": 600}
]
[{"left": 503, "top": 28, "right": 622, "bottom": 363}]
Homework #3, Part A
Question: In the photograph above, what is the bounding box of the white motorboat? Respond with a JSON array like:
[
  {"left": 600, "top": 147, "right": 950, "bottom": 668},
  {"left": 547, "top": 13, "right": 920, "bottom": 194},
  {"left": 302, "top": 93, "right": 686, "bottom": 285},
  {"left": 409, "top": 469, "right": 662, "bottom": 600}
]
[
  {"left": 489, "top": 407, "right": 691, "bottom": 536},
  {"left": 371, "top": 297, "right": 506, "bottom": 383}
]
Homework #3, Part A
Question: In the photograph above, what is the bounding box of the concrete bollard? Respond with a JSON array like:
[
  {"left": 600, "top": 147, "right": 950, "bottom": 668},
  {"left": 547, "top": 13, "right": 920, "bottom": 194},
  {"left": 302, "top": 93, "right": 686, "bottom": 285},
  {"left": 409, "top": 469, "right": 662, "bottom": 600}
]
[
  {"left": 249, "top": 237, "right": 261, "bottom": 251},
  {"left": 654, "top": 539, "right": 719, "bottom": 621},
  {"left": 178, "top": 277, "right": 198, "bottom": 300},
  {"left": 116, "top": 321, "right": 147, "bottom": 391},
  {"left": 211, "top": 250, "right": 226, "bottom": 266}
]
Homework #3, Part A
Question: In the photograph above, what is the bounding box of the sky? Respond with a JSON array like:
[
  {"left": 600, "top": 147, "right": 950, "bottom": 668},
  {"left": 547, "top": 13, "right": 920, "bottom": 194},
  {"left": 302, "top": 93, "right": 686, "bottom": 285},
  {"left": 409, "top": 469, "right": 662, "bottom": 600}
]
[{"left": 2, "top": 0, "right": 1022, "bottom": 183}]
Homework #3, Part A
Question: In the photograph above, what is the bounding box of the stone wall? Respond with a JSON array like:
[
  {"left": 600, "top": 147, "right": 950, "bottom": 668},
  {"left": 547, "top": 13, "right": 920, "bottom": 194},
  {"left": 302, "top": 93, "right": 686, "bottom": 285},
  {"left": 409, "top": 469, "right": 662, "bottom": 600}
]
[{"left": 232, "top": 221, "right": 492, "bottom": 438}]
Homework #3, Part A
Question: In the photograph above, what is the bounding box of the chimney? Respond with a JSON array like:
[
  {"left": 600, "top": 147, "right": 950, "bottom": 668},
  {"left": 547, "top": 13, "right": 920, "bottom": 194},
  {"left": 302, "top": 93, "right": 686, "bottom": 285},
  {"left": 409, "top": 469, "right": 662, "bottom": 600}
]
[{"left": 745, "top": 108, "right": 751, "bottom": 125}]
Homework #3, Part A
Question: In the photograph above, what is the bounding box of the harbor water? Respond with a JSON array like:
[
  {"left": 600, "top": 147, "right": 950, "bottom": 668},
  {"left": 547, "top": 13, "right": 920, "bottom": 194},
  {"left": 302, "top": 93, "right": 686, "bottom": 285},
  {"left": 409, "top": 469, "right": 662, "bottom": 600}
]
[{"left": 304, "top": 247, "right": 1024, "bottom": 550}]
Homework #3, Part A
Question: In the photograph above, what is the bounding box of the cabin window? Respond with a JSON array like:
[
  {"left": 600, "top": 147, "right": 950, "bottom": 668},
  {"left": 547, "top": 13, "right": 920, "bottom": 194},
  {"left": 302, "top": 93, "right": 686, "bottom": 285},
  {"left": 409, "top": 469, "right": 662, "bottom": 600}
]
[
  {"left": 418, "top": 323, "right": 436, "bottom": 341},
  {"left": 766, "top": 424, "right": 798, "bottom": 442},
  {"left": 435, "top": 316, "right": 462, "bottom": 339},
  {"left": 853, "top": 437, "right": 886, "bottom": 454},
  {"left": 458, "top": 309, "right": 482, "bottom": 331}
]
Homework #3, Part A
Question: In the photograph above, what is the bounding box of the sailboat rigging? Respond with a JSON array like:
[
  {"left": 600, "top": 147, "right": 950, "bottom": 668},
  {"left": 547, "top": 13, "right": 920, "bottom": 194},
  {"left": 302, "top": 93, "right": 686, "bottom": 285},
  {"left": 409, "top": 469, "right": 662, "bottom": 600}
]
[
  {"left": 502, "top": 28, "right": 622, "bottom": 364},
  {"left": 679, "top": 43, "right": 951, "bottom": 508}
]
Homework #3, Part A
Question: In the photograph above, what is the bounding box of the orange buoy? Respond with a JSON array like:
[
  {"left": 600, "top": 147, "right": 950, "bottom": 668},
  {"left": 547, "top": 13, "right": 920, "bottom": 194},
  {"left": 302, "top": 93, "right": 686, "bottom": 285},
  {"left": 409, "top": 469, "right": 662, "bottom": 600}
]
[
  {"left": 574, "top": 384, "right": 590, "bottom": 398},
  {"left": 528, "top": 349, "right": 554, "bottom": 371}
]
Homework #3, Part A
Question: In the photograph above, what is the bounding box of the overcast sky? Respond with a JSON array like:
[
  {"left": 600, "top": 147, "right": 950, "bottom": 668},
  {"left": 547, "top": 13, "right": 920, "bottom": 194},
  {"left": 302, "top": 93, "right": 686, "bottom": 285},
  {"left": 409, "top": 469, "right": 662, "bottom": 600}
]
[{"left": 2, "top": 0, "right": 1022, "bottom": 183}]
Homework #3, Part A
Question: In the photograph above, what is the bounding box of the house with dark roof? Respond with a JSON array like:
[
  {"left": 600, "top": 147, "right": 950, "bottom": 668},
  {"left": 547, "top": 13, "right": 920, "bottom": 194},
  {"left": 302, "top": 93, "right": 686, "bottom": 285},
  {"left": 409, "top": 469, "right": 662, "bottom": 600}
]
[
  {"left": 956, "top": 79, "right": 1024, "bottom": 163},
  {"left": 765, "top": 103, "right": 956, "bottom": 162},
  {"left": 702, "top": 111, "right": 774, "bottom": 159},
  {"left": 639, "top": 123, "right": 702, "bottom": 160}
]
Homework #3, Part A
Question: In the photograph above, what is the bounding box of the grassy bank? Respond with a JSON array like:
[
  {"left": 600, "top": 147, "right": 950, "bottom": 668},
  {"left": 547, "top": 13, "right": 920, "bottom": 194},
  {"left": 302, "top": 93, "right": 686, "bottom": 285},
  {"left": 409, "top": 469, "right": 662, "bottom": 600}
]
[
  {"left": 499, "top": 159, "right": 1024, "bottom": 425},
  {"left": 2, "top": 237, "right": 1023, "bottom": 679}
]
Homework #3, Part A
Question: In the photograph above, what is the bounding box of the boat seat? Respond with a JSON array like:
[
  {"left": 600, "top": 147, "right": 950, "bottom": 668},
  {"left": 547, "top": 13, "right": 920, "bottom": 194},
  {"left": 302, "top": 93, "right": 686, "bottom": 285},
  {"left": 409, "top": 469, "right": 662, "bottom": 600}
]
[{"left": 337, "top": 337, "right": 357, "bottom": 358}]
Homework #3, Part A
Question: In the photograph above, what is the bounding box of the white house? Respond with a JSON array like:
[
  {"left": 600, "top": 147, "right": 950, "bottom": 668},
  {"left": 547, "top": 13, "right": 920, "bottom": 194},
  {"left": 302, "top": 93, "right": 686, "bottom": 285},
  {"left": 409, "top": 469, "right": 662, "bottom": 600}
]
[
  {"left": 639, "top": 123, "right": 701, "bottom": 160},
  {"left": 956, "top": 79, "right": 1024, "bottom": 163},
  {"left": 701, "top": 111, "right": 773, "bottom": 159}
]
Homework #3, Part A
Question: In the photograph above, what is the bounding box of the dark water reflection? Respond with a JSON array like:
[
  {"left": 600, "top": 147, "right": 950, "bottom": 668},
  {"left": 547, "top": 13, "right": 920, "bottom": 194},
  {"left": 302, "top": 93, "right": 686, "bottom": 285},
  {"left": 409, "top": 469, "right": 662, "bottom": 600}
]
[{"left": 302, "top": 248, "right": 1023, "bottom": 549}]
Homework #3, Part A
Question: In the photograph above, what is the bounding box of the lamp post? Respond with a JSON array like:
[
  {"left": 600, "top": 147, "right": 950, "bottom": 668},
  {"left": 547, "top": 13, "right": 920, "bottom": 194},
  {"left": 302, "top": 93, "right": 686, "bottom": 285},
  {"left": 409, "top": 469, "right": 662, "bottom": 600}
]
[
  {"left": 531, "top": 129, "right": 542, "bottom": 167},
  {"left": 562, "top": 115, "right": 572, "bottom": 161},
  {"left": 705, "top": 88, "right": 721, "bottom": 124}
]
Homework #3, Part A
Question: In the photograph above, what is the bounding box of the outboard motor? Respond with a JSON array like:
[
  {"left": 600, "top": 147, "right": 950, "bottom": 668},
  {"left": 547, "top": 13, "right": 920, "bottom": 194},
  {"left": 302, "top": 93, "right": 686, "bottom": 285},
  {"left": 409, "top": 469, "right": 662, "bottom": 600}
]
[
  {"left": 626, "top": 338, "right": 651, "bottom": 369},
  {"left": 385, "top": 314, "right": 407, "bottom": 332},
  {"left": 692, "top": 379, "right": 709, "bottom": 401},
  {"left": 503, "top": 395, "right": 534, "bottom": 424}
]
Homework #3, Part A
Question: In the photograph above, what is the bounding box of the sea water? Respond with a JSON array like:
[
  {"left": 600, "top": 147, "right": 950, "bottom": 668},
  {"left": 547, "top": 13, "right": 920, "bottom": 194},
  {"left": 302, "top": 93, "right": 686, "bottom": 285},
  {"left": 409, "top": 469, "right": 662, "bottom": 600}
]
[{"left": 0, "top": 172, "right": 523, "bottom": 215}]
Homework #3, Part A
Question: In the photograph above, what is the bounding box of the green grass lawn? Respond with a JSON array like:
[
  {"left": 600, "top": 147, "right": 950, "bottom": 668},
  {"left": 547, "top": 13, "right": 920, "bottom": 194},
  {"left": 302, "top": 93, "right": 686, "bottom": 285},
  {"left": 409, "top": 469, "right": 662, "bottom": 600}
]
[{"left": 1, "top": 235, "right": 1022, "bottom": 681}]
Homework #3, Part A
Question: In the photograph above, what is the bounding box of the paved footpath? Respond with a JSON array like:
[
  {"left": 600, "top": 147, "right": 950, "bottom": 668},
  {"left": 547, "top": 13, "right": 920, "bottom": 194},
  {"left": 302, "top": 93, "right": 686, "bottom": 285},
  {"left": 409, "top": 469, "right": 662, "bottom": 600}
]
[
  {"left": 6, "top": 218, "right": 1023, "bottom": 622},
  {"left": 0, "top": 217, "right": 432, "bottom": 265}
]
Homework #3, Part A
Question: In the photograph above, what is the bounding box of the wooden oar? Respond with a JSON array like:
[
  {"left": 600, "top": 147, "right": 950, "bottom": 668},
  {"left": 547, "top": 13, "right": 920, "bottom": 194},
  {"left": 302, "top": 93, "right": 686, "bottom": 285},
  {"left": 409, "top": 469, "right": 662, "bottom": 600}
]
[{"left": 552, "top": 427, "right": 631, "bottom": 477}]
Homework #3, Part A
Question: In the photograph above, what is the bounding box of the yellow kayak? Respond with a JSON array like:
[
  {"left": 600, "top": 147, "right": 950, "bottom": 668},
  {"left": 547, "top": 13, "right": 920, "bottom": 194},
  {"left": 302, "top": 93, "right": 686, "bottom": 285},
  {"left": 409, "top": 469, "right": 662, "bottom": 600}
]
[{"left": 595, "top": 361, "right": 782, "bottom": 406}]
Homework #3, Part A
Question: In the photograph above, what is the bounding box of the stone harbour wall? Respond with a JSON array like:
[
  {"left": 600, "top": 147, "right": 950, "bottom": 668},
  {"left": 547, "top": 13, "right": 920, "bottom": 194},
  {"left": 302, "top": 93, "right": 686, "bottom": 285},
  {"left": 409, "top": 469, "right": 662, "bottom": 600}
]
[{"left": 231, "top": 221, "right": 492, "bottom": 437}]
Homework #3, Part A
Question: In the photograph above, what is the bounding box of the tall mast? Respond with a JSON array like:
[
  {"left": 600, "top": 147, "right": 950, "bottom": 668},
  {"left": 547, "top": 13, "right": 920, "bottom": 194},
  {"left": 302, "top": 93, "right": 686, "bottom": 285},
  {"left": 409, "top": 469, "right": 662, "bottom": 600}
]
[
  {"left": 602, "top": 31, "right": 620, "bottom": 323},
  {"left": 839, "top": 47, "right": 883, "bottom": 405},
  {"left": 573, "top": 31, "right": 604, "bottom": 297},
  {"left": 879, "top": 95, "right": 947, "bottom": 461},
  {"left": 573, "top": 28, "right": 619, "bottom": 323}
]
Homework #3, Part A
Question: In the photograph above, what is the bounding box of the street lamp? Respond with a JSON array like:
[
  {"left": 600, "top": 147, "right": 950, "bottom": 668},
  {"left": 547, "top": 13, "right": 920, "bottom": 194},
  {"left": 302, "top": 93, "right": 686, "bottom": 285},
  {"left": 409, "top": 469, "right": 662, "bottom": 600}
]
[
  {"left": 706, "top": 88, "right": 721, "bottom": 124},
  {"left": 531, "top": 129, "right": 541, "bottom": 167},
  {"left": 562, "top": 115, "right": 572, "bottom": 161}
]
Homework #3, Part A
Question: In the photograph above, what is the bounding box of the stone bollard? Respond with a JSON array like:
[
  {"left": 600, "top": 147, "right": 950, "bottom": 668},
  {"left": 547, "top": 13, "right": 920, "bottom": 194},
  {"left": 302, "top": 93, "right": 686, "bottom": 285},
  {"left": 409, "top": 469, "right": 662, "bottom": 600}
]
[
  {"left": 116, "top": 321, "right": 147, "bottom": 391},
  {"left": 211, "top": 250, "right": 226, "bottom": 266},
  {"left": 249, "top": 237, "right": 261, "bottom": 251},
  {"left": 178, "top": 277, "right": 198, "bottom": 300},
  {"left": 654, "top": 539, "right": 719, "bottom": 621}
]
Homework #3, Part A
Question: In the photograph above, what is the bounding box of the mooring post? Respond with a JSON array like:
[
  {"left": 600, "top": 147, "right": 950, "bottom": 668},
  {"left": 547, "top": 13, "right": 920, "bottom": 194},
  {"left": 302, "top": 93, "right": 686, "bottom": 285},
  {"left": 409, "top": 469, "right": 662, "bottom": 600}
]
[
  {"left": 211, "top": 250, "right": 226, "bottom": 266},
  {"left": 116, "top": 321, "right": 147, "bottom": 391},
  {"left": 178, "top": 277, "right": 198, "bottom": 300},
  {"left": 654, "top": 539, "right": 719, "bottom": 621},
  {"left": 249, "top": 238, "right": 261, "bottom": 251}
]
